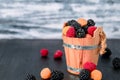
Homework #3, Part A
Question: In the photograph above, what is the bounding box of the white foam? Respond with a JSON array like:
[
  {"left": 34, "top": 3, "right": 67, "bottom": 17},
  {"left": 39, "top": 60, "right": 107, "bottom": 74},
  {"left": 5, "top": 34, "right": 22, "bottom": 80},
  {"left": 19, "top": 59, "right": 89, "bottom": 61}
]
[
  {"left": 43, "top": 23, "right": 63, "bottom": 29},
  {"left": 103, "top": 3, "right": 120, "bottom": 10},
  {"left": 0, "top": 2, "right": 120, "bottom": 39},
  {"left": 25, "top": 3, "right": 63, "bottom": 11},
  {"left": 87, "top": 0, "right": 100, "bottom": 3},
  {"left": 71, "top": 4, "right": 98, "bottom": 12},
  {"left": 0, "top": 34, "right": 27, "bottom": 39},
  {"left": 0, "top": 3, "right": 63, "bottom": 18},
  {"left": 0, "top": 9, "right": 26, "bottom": 18}
]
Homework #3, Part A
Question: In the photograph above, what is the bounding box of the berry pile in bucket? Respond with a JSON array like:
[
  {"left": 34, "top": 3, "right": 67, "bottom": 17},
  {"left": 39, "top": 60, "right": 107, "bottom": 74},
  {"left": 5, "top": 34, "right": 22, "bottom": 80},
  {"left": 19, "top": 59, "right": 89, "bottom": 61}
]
[{"left": 62, "top": 18, "right": 97, "bottom": 38}]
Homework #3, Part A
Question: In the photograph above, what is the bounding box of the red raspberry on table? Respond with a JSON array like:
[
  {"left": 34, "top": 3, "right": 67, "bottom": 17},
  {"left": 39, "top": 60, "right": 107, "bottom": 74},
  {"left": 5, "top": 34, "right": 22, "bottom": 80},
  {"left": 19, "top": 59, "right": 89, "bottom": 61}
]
[
  {"left": 87, "top": 26, "right": 97, "bottom": 36},
  {"left": 66, "top": 27, "right": 76, "bottom": 37},
  {"left": 54, "top": 50, "right": 63, "bottom": 59},
  {"left": 40, "top": 48, "right": 48, "bottom": 57},
  {"left": 83, "top": 62, "right": 96, "bottom": 72}
]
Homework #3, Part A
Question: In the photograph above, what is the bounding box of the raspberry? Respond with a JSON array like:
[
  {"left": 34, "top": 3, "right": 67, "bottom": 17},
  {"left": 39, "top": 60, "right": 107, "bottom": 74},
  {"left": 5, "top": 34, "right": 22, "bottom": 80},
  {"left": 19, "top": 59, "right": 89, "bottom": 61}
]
[
  {"left": 66, "top": 27, "right": 76, "bottom": 37},
  {"left": 87, "top": 26, "right": 97, "bottom": 36},
  {"left": 25, "top": 73, "right": 36, "bottom": 80},
  {"left": 76, "top": 28, "right": 86, "bottom": 38},
  {"left": 40, "top": 48, "right": 48, "bottom": 57},
  {"left": 83, "top": 62, "right": 96, "bottom": 72},
  {"left": 101, "top": 48, "right": 112, "bottom": 58},
  {"left": 87, "top": 19, "right": 95, "bottom": 26},
  {"left": 50, "top": 70, "right": 64, "bottom": 80},
  {"left": 67, "top": 20, "right": 81, "bottom": 30},
  {"left": 79, "top": 69, "right": 90, "bottom": 80},
  {"left": 54, "top": 50, "right": 63, "bottom": 59},
  {"left": 112, "top": 57, "right": 120, "bottom": 69}
]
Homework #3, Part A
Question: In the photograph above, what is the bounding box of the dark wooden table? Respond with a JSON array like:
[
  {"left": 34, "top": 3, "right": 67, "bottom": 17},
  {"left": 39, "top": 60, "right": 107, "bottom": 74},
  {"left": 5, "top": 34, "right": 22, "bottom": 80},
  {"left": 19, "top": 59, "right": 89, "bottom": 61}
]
[{"left": 0, "top": 39, "right": 120, "bottom": 80}]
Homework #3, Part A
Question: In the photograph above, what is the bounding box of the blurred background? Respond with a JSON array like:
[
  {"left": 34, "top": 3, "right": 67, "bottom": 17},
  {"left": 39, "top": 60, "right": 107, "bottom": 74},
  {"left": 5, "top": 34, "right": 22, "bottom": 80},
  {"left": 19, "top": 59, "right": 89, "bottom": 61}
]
[{"left": 0, "top": 0, "right": 120, "bottom": 39}]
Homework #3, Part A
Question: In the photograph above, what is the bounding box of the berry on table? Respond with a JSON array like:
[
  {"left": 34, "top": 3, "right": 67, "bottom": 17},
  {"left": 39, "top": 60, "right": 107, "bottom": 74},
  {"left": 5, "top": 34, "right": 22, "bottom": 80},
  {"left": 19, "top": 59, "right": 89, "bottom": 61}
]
[
  {"left": 25, "top": 73, "right": 36, "bottom": 80},
  {"left": 40, "top": 48, "right": 49, "bottom": 57},
  {"left": 112, "top": 57, "right": 120, "bottom": 69},
  {"left": 91, "top": 69, "right": 102, "bottom": 80},
  {"left": 40, "top": 68, "right": 51, "bottom": 79},
  {"left": 50, "top": 70, "right": 64, "bottom": 80},
  {"left": 54, "top": 50, "right": 63, "bottom": 59},
  {"left": 79, "top": 69, "right": 91, "bottom": 80},
  {"left": 101, "top": 48, "right": 112, "bottom": 58}
]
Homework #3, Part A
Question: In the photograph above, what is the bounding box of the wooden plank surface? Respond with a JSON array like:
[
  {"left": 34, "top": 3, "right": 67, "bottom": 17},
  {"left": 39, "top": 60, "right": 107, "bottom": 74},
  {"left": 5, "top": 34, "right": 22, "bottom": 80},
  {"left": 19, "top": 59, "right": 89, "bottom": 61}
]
[{"left": 0, "top": 39, "right": 120, "bottom": 80}]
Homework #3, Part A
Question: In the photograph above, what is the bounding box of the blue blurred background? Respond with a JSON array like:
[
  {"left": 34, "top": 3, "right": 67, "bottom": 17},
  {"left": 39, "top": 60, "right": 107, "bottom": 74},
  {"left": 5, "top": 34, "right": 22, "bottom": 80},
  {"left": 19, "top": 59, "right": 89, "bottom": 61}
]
[{"left": 0, "top": 0, "right": 120, "bottom": 39}]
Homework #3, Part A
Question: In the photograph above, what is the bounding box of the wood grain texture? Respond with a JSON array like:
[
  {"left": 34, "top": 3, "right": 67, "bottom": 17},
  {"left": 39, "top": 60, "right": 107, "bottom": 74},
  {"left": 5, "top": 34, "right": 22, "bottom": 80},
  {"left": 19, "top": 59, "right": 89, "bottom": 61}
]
[{"left": 0, "top": 39, "right": 120, "bottom": 80}]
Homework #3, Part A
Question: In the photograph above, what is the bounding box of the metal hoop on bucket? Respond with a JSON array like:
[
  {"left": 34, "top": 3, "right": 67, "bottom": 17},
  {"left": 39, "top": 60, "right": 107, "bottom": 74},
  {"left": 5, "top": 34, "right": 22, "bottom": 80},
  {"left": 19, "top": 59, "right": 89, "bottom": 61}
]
[
  {"left": 63, "top": 42, "right": 100, "bottom": 50},
  {"left": 67, "top": 66, "right": 82, "bottom": 73}
]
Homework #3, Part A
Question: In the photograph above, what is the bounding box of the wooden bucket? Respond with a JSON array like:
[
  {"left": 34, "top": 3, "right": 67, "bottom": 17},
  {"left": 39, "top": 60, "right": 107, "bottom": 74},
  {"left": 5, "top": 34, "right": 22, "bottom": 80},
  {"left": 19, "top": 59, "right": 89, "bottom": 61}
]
[{"left": 62, "top": 27, "right": 104, "bottom": 75}]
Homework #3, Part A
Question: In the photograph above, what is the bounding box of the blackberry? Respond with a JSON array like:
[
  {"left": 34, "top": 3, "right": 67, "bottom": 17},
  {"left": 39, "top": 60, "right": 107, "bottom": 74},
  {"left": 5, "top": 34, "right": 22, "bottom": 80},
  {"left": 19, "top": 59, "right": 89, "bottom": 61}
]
[
  {"left": 79, "top": 69, "right": 91, "bottom": 80},
  {"left": 25, "top": 73, "right": 36, "bottom": 80},
  {"left": 87, "top": 19, "right": 95, "bottom": 26},
  {"left": 67, "top": 20, "right": 81, "bottom": 30},
  {"left": 101, "top": 48, "right": 112, "bottom": 58},
  {"left": 76, "top": 28, "right": 86, "bottom": 38},
  {"left": 82, "top": 25, "right": 89, "bottom": 34},
  {"left": 50, "top": 70, "right": 64, "bottom": 80},
  {"left": 112, "top": 57, "right": 120, "bottom": 69}
]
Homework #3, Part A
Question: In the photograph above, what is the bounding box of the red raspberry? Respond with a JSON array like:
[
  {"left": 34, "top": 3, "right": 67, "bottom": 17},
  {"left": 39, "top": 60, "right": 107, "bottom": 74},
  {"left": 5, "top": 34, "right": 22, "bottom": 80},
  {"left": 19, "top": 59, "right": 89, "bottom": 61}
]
[
  {"left": 83, "top": 62, "right": 96, "bottom": 72},
  {"left": 54, "top": 50, "right": 63, "bottom": 59},
  {"left": 66, "top": 27, "right": 76, "bottom": 37},
  {"left": 40, "top": 48, "right": 48, "bottom": 57},
  {"left": 87, "top": 26, "right": 97, "bottom": 36}
]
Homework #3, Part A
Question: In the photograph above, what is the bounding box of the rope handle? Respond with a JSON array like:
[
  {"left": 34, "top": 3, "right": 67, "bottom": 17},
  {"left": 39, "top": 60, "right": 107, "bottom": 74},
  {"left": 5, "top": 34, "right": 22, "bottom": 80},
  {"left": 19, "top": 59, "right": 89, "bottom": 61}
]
[{"left": 99, "top": 27, "right": 107, "bottom": 55}]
